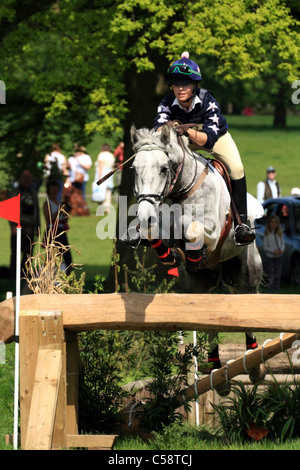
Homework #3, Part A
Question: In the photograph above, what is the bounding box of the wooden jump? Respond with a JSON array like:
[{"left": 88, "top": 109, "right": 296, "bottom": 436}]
[
  {"left": 0, "top": 293, "right": 299, "bottom": 450},
  {"left": 2, "top": 293, "right": 300, "bottom": 344}
]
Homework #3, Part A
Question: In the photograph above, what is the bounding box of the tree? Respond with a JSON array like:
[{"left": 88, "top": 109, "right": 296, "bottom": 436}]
[{"left": 0, "top": 0, "right": 299, "bottom": 286}]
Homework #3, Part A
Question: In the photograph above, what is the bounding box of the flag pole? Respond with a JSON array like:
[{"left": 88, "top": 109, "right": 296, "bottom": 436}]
[{"left": 13, "top": 222, "right": 22, "bottom": 450}]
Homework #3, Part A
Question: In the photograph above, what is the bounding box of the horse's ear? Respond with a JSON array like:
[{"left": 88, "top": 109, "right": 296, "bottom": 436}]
[
  {"left": 130, "top": 124, "right": 138, "bottom": 145},
  {"left": 160, "top": 124, "right": 170, "bottom": 146}
]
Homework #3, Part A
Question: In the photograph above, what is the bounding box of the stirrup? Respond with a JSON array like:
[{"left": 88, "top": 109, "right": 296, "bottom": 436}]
[{"left": 234, "top": 223, "right": 256, "bottom": 246}]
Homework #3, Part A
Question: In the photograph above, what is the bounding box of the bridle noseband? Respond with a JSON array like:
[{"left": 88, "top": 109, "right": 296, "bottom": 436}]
[
  {"left": 133, "top": 138, "right": 196, "bottom": 204},
  {"left": 133, "top": 145, "right": 178, "bottom": 204}
]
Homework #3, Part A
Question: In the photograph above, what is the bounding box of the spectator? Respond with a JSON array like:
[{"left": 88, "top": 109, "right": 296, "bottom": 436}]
[
  {"left": 257, "top": 167, "right": 281, "bottom": 204},
  {"left": 67, "top": 144, "right": 92, "bottom": 200},
  {"left": 263, "top": 214, "right": 285, "bottom": 292},
  {"left": 94, "top": 143, "right": 115, "bottom": 211},
  {"left": 43, "top": 180, "right": 73, "bottom": 275},
  {"left": 44, "top": 143, "right": 68, "bottom": 201},
  {"left": 9, "top": 170, "right": 40, "bottom": 278},
  {"left": 113, "top": 141, "right": 124, "bottom": 190},
  {"left": 114, "top": 141, "right": 124, "bottom": 166}
]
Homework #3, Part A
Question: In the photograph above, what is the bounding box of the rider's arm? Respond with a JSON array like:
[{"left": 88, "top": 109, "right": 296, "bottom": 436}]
[{"left": 185, "top": 128, "right": 208, "bottom": 146}]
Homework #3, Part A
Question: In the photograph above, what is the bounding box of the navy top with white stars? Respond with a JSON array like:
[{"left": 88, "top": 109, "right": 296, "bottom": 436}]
[{"left": 153, "top": 88, "right": 228, "bottom": 149}]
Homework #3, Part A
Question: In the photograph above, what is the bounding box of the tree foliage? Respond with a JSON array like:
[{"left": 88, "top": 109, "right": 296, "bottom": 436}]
[{"left": 0, "top": 0, "right": 299, "bottom": 180}]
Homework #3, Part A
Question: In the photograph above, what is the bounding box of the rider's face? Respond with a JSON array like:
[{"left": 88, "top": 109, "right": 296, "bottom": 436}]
[{"left": 172, "top": 82, "right": 195, "bottom": 106}]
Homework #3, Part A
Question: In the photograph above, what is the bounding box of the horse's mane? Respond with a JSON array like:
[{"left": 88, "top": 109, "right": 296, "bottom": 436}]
[{"left": 132, "top": 127, "right": 165, "bottom": 152}]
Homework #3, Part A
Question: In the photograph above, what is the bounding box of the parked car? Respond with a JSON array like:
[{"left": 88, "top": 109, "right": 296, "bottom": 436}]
[{"left": 255, "top": 196, "right": 300, "bottom": 286}]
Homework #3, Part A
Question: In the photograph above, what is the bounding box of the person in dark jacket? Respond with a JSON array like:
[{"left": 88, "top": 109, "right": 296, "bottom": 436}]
[
  {"left": 9, "top": 170, "right": 40, "bottom": 278},
  {"left": 153, "top": 51, "right": 255, "bottom": 246}
]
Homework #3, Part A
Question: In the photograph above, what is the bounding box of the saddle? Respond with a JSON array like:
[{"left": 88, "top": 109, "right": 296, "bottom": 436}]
[{"left": 210, "top": 158, "right": 232, "bottom": 195}]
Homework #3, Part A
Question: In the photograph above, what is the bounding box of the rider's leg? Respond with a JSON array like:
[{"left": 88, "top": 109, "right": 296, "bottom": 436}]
[{"left": 209, "top": 132, "right": 255, "bottom": 245}]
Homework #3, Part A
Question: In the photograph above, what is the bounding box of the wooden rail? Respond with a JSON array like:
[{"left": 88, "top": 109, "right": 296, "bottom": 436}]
[
  {"left": 0, "top": 293, "right": 299, "bottom": 449},
  {"left": 2, "top": 293, "right": 300, "bottom": 344}
]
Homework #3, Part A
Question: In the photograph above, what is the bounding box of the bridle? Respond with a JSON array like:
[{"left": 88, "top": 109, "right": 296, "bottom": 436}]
[{"left": 133, "top": 137, "right": 198, "bottom": 205}]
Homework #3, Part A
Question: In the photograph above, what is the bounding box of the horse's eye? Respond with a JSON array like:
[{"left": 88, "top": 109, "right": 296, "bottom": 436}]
[{"left": 160, "top": 166, "right": 168, "bottom": 175}]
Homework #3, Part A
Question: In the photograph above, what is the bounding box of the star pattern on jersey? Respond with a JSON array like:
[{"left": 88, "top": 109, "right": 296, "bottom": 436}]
[
  {"left": 158, "top": 105, "right": 170, "bottom": 114},
  {"left": 209, "top": 113, "right": 219, "bottom": 124},
  {"left": 157, "top": 113, "right": 169, "bottom": 123},
  {"left": 206, "top": 102, "right": 218, "bottom": 112},
  {"left": 208, "top": 124, "right": 219, "bottom": 135}
]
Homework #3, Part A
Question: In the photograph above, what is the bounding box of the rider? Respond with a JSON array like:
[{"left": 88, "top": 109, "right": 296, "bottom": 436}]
[{"left": 153, "top": 51, "right": 255, "bottom": 247}]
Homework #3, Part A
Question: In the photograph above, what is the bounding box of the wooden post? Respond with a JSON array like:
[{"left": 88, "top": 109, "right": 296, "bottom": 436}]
[
  {"left": 65, "top": 330, "right": 80, "bottom": 436},
  {"left": 20, "top": 310, "right": 66, "bottom": 450},
  {"left": 25, "top": 348, "right": 62, "bottom": 450}
]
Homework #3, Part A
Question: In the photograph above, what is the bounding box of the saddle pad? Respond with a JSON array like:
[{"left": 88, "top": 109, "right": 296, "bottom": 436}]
[{"left": 247, "top": 193, "right": 264, "bottom": 220}]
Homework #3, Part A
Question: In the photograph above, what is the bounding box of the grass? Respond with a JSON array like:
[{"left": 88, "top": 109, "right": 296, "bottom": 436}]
[
  {"left": 113, "top": 423, "right": 300, "bottom": 450},
  {"left": 227, "top": 114, "right": 300, "bottom": 197},
  {"left": 1, "top": 114, "right": 300, "bottom": 450}
]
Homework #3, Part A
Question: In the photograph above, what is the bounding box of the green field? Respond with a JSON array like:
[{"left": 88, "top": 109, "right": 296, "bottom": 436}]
[{"left": 1, "top": 114, "right": 300, "bottom": 450}]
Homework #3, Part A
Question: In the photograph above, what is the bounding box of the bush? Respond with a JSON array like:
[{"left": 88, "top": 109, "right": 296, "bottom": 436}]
[{"left": 213, "top": 371, "right": 300, "bottom": 443}]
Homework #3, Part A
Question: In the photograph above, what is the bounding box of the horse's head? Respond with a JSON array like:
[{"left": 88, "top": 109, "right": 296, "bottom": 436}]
[{"left": 130, "top": 124, "right": 185, "bottom": 239}]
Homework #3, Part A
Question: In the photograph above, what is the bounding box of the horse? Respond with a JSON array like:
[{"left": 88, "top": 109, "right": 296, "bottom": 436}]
[{"left": 128, "top": 123, "right": 265, "bottom": 395}]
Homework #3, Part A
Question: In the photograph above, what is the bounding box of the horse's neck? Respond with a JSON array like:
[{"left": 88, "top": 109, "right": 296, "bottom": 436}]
[{"left": 173, "top": 152, "right": 203, "bottom": 194}]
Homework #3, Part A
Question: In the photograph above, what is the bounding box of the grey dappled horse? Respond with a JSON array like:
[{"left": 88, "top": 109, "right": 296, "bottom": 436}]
[{"left": 130, "top": 124, "right": 265, "bottom": 393}]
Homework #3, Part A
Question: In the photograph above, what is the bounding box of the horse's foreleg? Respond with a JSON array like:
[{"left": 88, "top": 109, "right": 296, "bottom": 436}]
[
  {"left": 246, "top": 332, "right": 258, "bottom": 350},
  {"left": 207, "top": 331, "right": 221, "bottom": 370},
  {"left": 207, "top": 330, "right": 232, "bottom": 397},
  {"left": 149, "top": 238, "right": 185, "bottom": 267}
]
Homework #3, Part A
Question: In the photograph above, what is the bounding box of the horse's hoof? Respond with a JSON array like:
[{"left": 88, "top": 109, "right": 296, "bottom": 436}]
[
  {"left": 249, "top": 363, "right": 266, "bottom": 384},
  {"left": 215, "top": 381, "right": 232, "bottom": 397}
]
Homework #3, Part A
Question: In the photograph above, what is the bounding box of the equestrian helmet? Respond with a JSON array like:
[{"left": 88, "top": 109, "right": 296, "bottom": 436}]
[{"left": 166, "top": 52, "right": 202, "bottom": 84}]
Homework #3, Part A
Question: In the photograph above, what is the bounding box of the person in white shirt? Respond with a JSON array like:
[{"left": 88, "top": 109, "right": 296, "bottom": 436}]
[
  {"left": 257, "top": 167, "right": 281, "bottom": 204},
  {"left": 44, "top": 143, "right": 68, "bottom": 201},
  {"left": 93, "top": 143, "right": 115, "bottom": 211},
  {"left": 68, "top": 144, "right": 92, "bottom": 200},
  {"left": 263, "top": 214, "right": 285, "bottom": 292}
]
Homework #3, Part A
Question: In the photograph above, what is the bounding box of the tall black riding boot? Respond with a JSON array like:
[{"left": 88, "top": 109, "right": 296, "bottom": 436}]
[{"left": 231, "top": 176, "right": 256, "bottom": 246}]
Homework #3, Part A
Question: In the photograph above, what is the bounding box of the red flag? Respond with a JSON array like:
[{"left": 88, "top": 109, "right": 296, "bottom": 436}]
[
  {"left": 168, "top": 267, "right": 179, "bottom": 277},
  {"left": 0, "top": 194, "right": 21, "bottom": 227}
]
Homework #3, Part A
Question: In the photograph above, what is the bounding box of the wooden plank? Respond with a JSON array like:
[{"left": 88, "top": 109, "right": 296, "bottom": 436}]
[
  {"left": 25, "top": 348, "right": 62, "bottom": 450},
  {"left": 20, "top": 311, "right": 66, "bottom": 450},
  {"left": 66, "top": 434, "right": 118, "bottom": 449},
  {"left": 65, "top": 331, "right": 80, "bottom": 436},
  {"left": 11, "top": 293, "right": 300, "bottom": 332},
  {"left": 19, "top": 310, "right": 39, "bottom": 449},
  {"left": 176, "top": 332, "right": 298, "bottom": 404},
  {"left": 38, "top": 311, "right": 66, "bottom": 449},
  {"left": 0, "top": 297, "right": 15, "bottom": 343}
]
